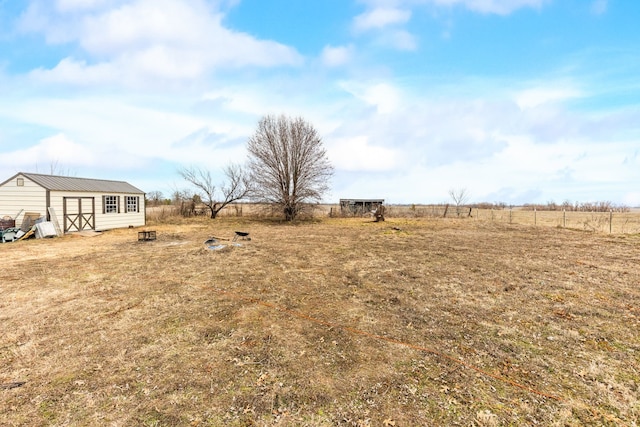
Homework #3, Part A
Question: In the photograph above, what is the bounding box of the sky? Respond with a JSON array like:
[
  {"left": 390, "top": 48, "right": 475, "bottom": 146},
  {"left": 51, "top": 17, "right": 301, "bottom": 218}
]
[{"left": 0, "top": 0, "right": 639, "bottom": 206}]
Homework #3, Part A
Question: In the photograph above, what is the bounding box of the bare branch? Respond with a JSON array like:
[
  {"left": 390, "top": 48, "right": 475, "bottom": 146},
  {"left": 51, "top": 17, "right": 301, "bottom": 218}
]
[
  {"left": 449, "top": 188, "right": 471, "bottom": 217},
  {"left": 179, "top": 164, "right": 250, "bottom": 219},
  {"left": 449, "top": 188, "right": 470, "bottom": 207}
]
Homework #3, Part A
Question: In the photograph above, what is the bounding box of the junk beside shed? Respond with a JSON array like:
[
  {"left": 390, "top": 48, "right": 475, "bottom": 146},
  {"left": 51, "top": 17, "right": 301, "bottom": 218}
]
[
  {"left": 0, "top": 212, "right": 60, "bottom": 243},
  {"left": 35, "top": 222, "right": 58, "bottom": 239},
  {"left": 0, "top": 217, "right": 15, "bottom": 230},
  {"left": 0, "top": 216, "right": 18, "bottom": 242}
]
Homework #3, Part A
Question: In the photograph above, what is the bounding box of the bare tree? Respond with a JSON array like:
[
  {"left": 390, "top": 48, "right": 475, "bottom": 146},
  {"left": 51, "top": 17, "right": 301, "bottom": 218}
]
[
  {"left": 178, "top": 164, "right": 251, "bottom": 219},
  {"left": 449, "top": 187, "right": 470, "bottom": 217},
  {"left": 49, "top": 160, "right": 73, "bottom": 176},
  {"left": 171, "top": 189, "right": 191, "bottom": 205},
  {"left": 246, "top": 115, "right": 333, "bottom": 221},
  {"left": 146, "top": 191, "right": 164, "bottom": 207},
  {"left": 33, "top": 160, "right": 75, "bottom": 176},
  {"left": 170, "top": 188, "right": 198, "bottom": 217}
]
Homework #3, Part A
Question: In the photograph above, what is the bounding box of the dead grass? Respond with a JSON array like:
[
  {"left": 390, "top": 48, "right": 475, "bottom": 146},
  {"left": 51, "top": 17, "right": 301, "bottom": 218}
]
[
  {"left": 1, "top": 217, "right": 639, "bottom": 426},
  {"left": 474, "top": 208, "right": 640, "bottom": 234}
]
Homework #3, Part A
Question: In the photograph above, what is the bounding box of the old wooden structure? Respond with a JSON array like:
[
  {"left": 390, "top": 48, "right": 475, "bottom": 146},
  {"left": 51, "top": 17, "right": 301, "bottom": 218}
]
[{"left": 339, "top": 199, "right": 385, "bottom": 217}]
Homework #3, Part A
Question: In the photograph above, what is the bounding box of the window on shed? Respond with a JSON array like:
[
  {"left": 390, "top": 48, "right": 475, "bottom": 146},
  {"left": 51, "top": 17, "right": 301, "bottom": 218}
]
[
  {"left": 17, "top": 178, "right": 24, "bottom": 186},
  {"left": 104, "top": 195, "right": 119, "bottom": 213},
  {"left": 126, "top": 196, "right": 139, "bottom": 213}
]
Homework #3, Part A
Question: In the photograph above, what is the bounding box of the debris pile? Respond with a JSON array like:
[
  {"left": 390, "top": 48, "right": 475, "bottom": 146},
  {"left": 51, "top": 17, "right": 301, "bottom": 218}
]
[{"left": 0, "top": 211, "right": 61, "bottom": 243}]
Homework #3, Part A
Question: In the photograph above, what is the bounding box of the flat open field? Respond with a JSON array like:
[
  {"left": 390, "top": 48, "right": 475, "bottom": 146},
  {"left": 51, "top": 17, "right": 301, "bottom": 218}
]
[
  {"left": 151, "top": 204, "right": 640, "bottom": 235},
  {"left": 1, "top": 217, "right": 639, "bottom": 426}
]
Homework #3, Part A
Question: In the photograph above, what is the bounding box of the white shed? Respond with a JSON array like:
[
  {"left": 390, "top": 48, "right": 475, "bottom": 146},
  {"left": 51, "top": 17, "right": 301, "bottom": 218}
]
[{"left": 0, "top": 172, "right": 146, "bottom": 232}]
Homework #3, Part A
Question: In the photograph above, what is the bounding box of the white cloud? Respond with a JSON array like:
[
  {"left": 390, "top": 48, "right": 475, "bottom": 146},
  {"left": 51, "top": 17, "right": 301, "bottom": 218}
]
[
  {"left": 0, "top": 97, "right": 208, "bottom": 162},
  {"left": 54, "top": 0, "right": 113, "bottom": 12},
  {"left": 9, "top": 133, "right": 97, "bottom": 169},
  {"left": 321, "top": 45, "right": 353, "bottom": 67},
  {"left": 328, "top": 136, "right": 401, "bottom": 171},
  {"left": 351, "top": 5, "right": 417, "bottom": 51},
  {"left": 20, "top": 0, "right": 302, "bottom": 86},
  {"left": 78, "top": 0, "right": 215, "bottom": 55},
  {"left": 514, "top": 86, "right": 583, "bottom": 109},
  {"left": 353, "top": 7, "right": 411, "bottom": 32},
  {"left": 29, "top": 58, "right": 119, "bottom": 85},
  {"left": 321, "top": 71, "right": 640, "bottom": 203},
  {"left": 357, "top": 0, "right": 548, "bottom": 16},
  {"left": 350, "top": 0, "right": 543, "bottom": 51},
  {"left": 340, "top": 81, "right": 403, "bottom": 114},
  {"left": 366, "top": 84, "right": 403, "bottom": 113}
]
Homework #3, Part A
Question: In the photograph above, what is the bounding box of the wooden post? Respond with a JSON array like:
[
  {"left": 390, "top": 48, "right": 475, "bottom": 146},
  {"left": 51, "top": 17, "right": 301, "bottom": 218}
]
[
  {"left": 509, "top": 207, "right": 512, "bottom": 224},
  {"left": 563, "top": 209, "right": 566, "bottom": 228},
  {"left": 534, "top": 208, "right": 537, "bottom": 226},
  {"left": 610, "top": 210, "right": 613, "bottom": 234}
]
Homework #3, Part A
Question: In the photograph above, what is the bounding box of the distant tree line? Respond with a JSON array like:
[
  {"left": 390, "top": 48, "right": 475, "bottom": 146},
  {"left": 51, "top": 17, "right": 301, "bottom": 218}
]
[
  {"left": 466, "top": 201, "right": 629, "bottom": 212},
  {"left": 521, "top": 200, "right": 629, "bottom": 213},
  {"left": 471, "top": 202, "right": 509, "bottom": 210}
]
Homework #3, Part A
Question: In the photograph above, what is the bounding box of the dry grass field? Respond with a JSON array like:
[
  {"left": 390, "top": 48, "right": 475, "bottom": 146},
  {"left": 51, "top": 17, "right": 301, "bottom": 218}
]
[
  {"left": 152, "top": 204, "right": 640, "bottom": 235},
  {"left": 1, "top": 216, "right": 639, "bottom": 426}
]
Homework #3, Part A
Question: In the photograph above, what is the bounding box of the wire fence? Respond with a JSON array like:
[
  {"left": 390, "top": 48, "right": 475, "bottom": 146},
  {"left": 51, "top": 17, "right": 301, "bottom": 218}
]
[
  {"left": 336, "top": 204, "right": 640, "bottom": 234},
  {"left": 472, "top": 208, "right": 640, "bottom": 234},
  {"left": 146, "top": 203, "right": 640, "bottom": 234}
]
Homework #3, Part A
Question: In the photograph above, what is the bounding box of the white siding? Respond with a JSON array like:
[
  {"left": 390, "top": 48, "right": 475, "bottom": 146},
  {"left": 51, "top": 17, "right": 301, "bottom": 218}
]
[
  {"left": 95, "top": 193, "right": 146, "bottom": 231},
  {"left": 0, "top": 175, "right": 47, "bottom": 223},
  {"left": 49, "top": 191, "right": 146, "bottom": 231}
]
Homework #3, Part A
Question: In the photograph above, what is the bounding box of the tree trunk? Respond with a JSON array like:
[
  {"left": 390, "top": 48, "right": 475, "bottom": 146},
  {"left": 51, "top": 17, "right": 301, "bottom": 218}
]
[{"left": 284, "top": 205, "right": 295, "bottom": 221}]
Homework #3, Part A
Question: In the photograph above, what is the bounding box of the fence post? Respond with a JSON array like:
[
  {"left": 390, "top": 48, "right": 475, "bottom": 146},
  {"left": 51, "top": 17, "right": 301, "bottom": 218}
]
[
  {"left": 563, "top": 209, "right": 566, "bottom": 228},
  {"left": 610, "top": 210, "right": 613, "bottom": 234},
  {"left": 534, "top": 208, "right": 537, "bottom": 226},
  {"left": 509, "top": 207, "right": 512, "bottom": 224}
]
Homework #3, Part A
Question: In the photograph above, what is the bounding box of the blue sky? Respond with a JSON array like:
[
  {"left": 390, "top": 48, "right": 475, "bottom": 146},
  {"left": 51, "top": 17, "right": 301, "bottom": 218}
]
[{"left": 0, "top": 0, "right": 639, "bottom": 206}]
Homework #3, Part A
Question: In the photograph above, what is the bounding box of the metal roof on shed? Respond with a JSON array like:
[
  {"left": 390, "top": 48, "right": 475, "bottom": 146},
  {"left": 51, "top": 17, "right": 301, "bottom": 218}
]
[{"left": 10, "top": 173, "right": 144, "bottom": 194}]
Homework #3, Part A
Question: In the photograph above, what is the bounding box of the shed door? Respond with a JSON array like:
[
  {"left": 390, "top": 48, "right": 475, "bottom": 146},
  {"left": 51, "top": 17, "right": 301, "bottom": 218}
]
[{"left": 63, "top": 197, "right": 96, "bottom": 233}]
